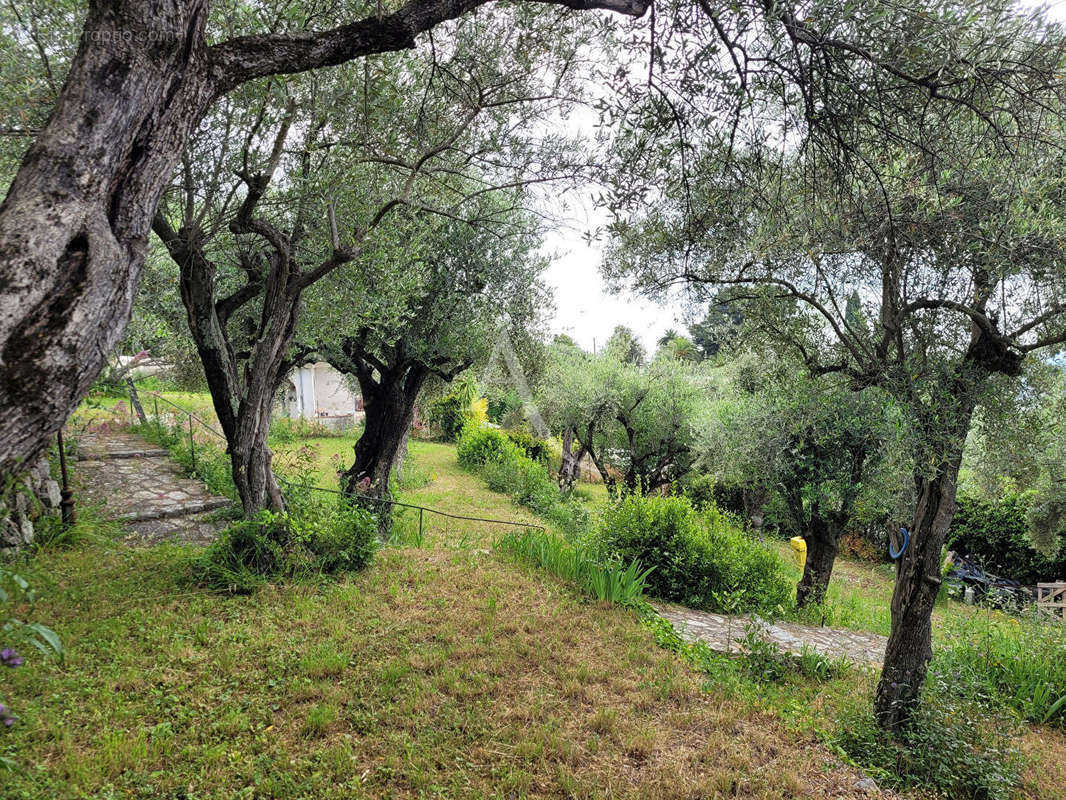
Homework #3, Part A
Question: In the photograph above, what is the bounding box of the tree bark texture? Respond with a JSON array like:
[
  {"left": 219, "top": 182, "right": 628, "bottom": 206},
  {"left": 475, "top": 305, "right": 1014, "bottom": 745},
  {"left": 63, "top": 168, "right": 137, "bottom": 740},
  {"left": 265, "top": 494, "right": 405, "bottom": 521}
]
[
  {"left": 229, "top": 399, "right": 285, "bottom": 516},
  {"left": 873, "top": 356, "right": 999, "bottom": 731},
  {"left": 154, "top": 199, "right": 299, "bottom": 516},
  {"left": 873, "top": 430, "right": 971, "bottom": 730},
  {"left": 742, "top": 486, "right": 769, "bottom": 539},
  {"left": 0, "top": 1, "right": 215, "bottom": 475},
  {"left": 340, "top": 366, "right": 428, "bottom": 502},
  {"left": 796, "top": 517, "right": 840, "bottom": 608},
  {"left": 558, "top": 427, "right": 587, "bottom": 491},
  {"left": 0, "top": 0, "right": 650, "bottom": 478},
  {"left": 781, "top": 431, "right": 870, "bottom": 609}
]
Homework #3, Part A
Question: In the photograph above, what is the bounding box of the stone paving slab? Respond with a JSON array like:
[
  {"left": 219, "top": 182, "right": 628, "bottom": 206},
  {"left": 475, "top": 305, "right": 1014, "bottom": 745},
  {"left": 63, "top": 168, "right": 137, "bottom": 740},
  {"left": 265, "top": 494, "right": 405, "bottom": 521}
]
[
  {"left": 81, "top": 448, "right": 171, "bottom": 460},
  {"left": 654, "top": 602, "right": 888, "bottom": 666},
  {"left": 74, "top": 431, "right": 231, "bottom": 544},
  {"left": 124, "top": 511, "right": 230, "bottom": 546}
]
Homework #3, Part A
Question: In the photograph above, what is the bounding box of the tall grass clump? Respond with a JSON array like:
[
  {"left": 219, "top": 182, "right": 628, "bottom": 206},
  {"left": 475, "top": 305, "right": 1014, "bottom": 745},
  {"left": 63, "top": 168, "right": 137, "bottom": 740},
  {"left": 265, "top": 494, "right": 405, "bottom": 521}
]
[
  {"left": 496, "top": 528, "right": 652, "bottom": 606},
  {"left": 590, "top": 493, "right": 790, "bottom": 614},
  {"left": 269, "top": 417, "right": 354, "bottom": 443},
  {"left": 189, "top": 486, "right": 377, "bottom": 593},
  {"left": 32, "top": 506, "right": 119, "bottom": 551},
  {"left": 935, "top": 609, "right": 1066, "bottom": 727}
]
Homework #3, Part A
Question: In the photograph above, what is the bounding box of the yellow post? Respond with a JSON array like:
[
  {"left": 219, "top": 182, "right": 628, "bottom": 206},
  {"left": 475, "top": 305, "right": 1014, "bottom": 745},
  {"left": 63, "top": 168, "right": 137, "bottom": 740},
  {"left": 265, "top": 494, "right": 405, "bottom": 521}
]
[{"left": 789, "top": 536, "right": 807, "bottom": 568}]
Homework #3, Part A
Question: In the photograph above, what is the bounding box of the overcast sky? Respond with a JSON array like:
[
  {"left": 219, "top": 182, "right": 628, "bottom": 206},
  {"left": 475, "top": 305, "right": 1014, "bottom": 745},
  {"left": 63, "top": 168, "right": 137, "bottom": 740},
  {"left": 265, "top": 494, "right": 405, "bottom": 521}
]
[
  {"left": 540, "top": 198, "right": 688, "bottom": 354},
  {"left": 543, "top": 0, "right": 1066, "bottom": 353}
]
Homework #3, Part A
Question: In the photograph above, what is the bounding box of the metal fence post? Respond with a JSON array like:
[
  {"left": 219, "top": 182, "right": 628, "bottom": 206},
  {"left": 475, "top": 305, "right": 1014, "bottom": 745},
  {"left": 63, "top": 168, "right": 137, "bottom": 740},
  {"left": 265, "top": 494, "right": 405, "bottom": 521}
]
[
  {"left": 153, "top": 395, "right": 161, "bottom": 438},
  {"left": 56, "top": 430, "right": 76, "bottom": 527},
  {"left": 189, "top": 413, "right": 196, "bottom": 471},
  {"left": 419, "top": 507, "right": 424, "bottom": 542}
]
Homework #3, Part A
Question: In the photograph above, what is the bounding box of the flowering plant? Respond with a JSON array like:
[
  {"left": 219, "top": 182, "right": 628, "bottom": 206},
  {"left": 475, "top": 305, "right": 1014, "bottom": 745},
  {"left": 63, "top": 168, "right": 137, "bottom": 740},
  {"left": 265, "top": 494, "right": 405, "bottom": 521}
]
[{"left": 2, "top": 566, "right": 63, "bottom": 732}]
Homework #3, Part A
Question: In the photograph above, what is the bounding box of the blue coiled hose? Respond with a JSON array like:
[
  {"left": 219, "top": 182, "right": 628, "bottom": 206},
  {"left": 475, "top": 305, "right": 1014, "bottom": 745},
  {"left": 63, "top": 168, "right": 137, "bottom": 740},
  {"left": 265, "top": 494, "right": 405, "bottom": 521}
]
[{"left": 889, "top": 527, "right": 909, "bottom": 560}]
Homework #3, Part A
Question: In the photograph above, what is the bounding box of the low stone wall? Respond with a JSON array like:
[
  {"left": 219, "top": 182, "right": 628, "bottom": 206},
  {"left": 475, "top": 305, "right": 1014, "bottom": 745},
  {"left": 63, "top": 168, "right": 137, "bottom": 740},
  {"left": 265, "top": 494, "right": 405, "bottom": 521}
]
[{"left": 1, "top": 457, "right": 61, "bottom": 552}]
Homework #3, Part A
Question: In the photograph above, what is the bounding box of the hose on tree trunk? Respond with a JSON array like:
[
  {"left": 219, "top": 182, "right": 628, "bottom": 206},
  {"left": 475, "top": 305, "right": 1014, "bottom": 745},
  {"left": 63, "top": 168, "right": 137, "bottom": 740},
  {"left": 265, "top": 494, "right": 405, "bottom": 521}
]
[{"left": 889, "top": 527, "right": 909, "bottom": 560}]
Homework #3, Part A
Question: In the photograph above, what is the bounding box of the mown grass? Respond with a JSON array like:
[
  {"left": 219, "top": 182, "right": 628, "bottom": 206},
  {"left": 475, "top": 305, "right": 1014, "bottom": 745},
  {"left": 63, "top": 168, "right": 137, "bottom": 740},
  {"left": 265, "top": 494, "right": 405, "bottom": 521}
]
[
  {"left": 274, "top": 436, "right": 555, "bottom": 550},
  {"left": 34, "top": 394, "right": 1066, "bottom": 798},
  {"left": 3, "top": 541, "right": 893, "bottom": 799}
]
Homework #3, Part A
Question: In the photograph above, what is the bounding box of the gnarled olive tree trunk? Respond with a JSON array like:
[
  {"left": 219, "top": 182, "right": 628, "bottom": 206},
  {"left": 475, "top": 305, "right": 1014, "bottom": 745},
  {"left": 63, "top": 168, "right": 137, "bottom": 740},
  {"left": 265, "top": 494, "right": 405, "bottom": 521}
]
[
  {"left": 557, "top": 427, "right": 587, "bottom": 491},
  {"left": 0, "top": 0, "right": 649, "bottom": 478},
  {"left": 154, "top": 196, "right": 300, "bottom": 517},
  {"left": 874, "top": 412, "right": 973, "bottom": 730},
  {"left": 794, "top": 440, "right": 870, "bottom": 609},
  {"left": 229, "top": 394, "right": 286, "bottom": 515},
  {"left": 873, "top": 336, "right": 1014, "bottom": 730},
  {"left": 741, "top": 486, "right": 770, "bottom": 540},
  {"left": 796, "top": 517, "right": 841, "bottom": 608},
  {"left": 0, "top": 1, "right": 214, "bottom": 475},
  {"left": 340, "top": 366, "right": 428, "bottom": 501}
]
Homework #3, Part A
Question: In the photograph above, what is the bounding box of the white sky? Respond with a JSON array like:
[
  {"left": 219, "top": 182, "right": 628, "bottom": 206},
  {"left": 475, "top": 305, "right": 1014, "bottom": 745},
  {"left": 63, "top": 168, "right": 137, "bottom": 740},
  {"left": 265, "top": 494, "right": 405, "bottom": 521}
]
[
  {"left": 542, "top": 0, "right": 1066, "bottom": 353},
  {"left": 540, "top": 196, "right": 688, "bottom": 353}
]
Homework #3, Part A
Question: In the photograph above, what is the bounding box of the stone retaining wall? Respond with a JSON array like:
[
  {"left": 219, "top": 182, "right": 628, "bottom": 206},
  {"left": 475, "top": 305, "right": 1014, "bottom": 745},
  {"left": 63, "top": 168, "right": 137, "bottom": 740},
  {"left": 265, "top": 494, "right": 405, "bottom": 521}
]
[{"left": 1, "top": 457, "right": 61, "bottom": 552}]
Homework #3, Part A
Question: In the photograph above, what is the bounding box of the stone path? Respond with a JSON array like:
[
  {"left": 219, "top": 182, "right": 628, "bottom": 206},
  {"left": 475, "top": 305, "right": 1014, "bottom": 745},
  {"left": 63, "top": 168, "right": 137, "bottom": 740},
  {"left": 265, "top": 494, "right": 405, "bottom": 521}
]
[
  {"left": 74, "top": 431, "right": 231, "bottom": 545},
  {"left": 654, "top": 602, "right": 888, "bottom": 666}
]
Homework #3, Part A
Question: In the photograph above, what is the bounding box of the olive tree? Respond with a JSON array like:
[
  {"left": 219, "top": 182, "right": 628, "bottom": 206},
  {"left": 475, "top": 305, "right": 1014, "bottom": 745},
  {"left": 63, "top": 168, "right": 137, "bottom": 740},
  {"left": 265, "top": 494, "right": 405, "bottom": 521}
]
[
  {"left": 963, "top": 363, "right": 1066, "bottom": 559},
  {"left": 0, "top": 0, "right": 649, "bottom": 479},
  {"left": 539, "top": 344, "right": 709, "bottom": 493},
  {"left": 701, "top": 352, "right": 904, "bottom": 607},
  {"left": 302, "top": 207, "right": 549, "bottom": 502},
  {"left": 601, "top": 1, "right": 1066, "bottom": 729},
  {"left": 152, "top": 11, "right": 582, "bottom": 515}
]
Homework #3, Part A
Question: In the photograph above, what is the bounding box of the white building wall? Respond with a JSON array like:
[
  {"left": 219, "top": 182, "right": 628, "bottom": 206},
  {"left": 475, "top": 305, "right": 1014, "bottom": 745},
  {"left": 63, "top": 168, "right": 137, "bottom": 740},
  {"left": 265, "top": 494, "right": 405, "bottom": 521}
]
[
  {"left": 312, "top": 364, "right": 359, "bottom": 416},
  {"left": 277, "top": 362, "right": 361, "bottom": 420}
]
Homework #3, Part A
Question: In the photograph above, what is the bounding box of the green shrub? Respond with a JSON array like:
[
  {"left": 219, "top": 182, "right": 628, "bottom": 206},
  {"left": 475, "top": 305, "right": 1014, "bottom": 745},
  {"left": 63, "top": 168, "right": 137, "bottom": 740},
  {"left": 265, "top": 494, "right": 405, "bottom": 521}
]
[
  {"left": 425, "top": 393, "right": 472, "bottom": 441},
  {"left": 482, "top": 452, "right": 557, "bottom": 513},
  {"left": 543, "top": 495, "right": 590, "bottom": 536},
  {"left": 459, "top": 422, "right": 588, "bottom": 535},
  {"left": 481, "top": 449, "right": 589, "bottom": 535},
  {"left": 486, "top": 387, "right": 522, "bottom": 424},
  {"left": 592, "top": 494, "right": 790, "bottom": 614},
  {"left": 190, "top": 497, "right": 377, "bottom": 594},
  {"left": 949, "top": 491, "right": 1066, "bottom": 584},
  {"left": 830, "top": 679, "right": 1023, "bottom": 800},
  {"left": 504, "top": 430, "right": 551, "bottom": 464},
  {"left": 456, "top": 423, "right": 517, "bottom": 469},
  {"left": 680, "top": 473, "right": 745, "bottom": 515}
]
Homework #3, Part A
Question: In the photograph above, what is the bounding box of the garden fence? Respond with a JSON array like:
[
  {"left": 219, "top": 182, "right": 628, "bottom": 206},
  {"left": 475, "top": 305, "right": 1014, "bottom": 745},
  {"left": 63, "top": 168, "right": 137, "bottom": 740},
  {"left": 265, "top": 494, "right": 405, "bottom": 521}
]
[{"left": 1037, "top": 583, "right": 1066, "bottom": 621}]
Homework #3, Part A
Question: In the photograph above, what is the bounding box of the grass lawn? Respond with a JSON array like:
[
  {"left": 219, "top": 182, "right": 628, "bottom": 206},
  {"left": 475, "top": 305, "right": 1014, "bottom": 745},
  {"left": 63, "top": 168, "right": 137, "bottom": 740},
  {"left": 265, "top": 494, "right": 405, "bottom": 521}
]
[
  {"left": 274, "top": 432, "right": 972, "bottom": 640},
  {"left": 6, "top": 539, "right": 896, "bottom": 798},
  {"left": 21, "top": 397, "right": 1064, "bottom": 798},
  {"left": 273, "top": 436, "right": 587, "bottom": 550}
]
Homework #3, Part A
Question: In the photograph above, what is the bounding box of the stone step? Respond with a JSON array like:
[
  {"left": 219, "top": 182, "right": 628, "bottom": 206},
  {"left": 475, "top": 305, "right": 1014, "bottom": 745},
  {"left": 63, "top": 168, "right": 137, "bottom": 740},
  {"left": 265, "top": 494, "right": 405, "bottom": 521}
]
[
  {"left": 115, "top": 497, "right": 232, "bottom": 523},
  {"left": 77, "top": 449, "right": 171, "bottom": 461}
]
